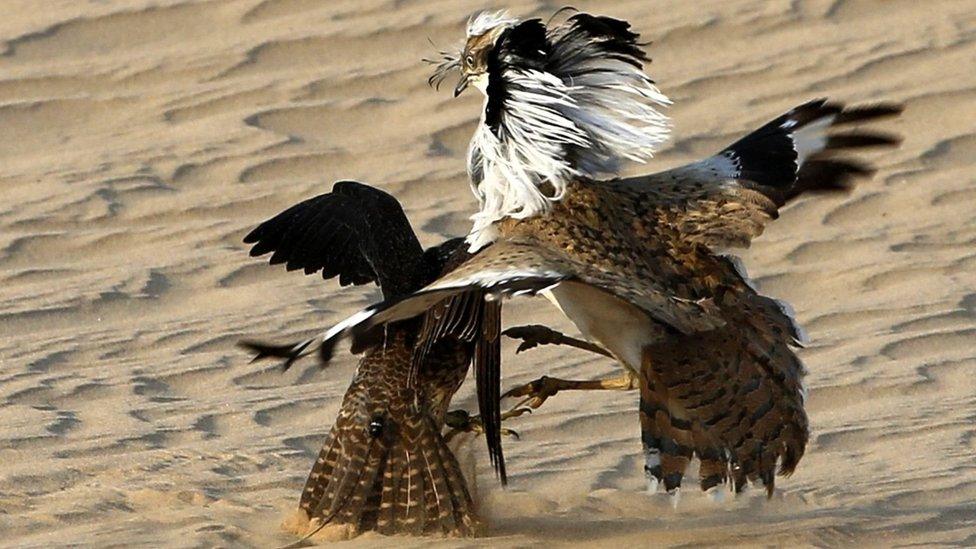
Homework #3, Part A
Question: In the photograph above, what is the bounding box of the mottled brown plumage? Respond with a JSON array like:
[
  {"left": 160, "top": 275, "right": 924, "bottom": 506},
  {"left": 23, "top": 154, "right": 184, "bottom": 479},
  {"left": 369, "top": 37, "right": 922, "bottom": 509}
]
[
  {"left": 423, "top": 11, "right": 902, "bottom": 496},
  {"left": 314, "top": 100, "right": 901, "bottom": 497},
  {"left": 637, "top": 291, "right": 809, "bottom": 496},
  {"left": 297, "top": 325, "right": 485, "bottom": 536},
  {"left": 488, "top": 100, "right": 899, "bottom": 495},
  {"left": 480, "top": 179, "right": 810, "bottom": 495},
  {"left": 240, "top": 181, "right": 501, "bottom": 537}
]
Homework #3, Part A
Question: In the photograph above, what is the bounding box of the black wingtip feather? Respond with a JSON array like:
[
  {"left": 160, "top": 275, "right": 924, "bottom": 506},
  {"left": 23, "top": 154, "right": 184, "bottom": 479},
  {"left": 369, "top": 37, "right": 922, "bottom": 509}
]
[
  {"left": 242, "top": 227, "right": 260, "bottom": 244},
  {"left": 833, "top": 103, "right": 904, "bottom": 125},
  {"left": 722, "top": 99, "right": 901, "bottom": 200},
  {"left": 247, "top": 240, "right": 274, "bottom": 257},
  {"left": 238, "top": 339, "right": 312, "bottom": 371},
  {"left": 565, "top": 12, "right": 647, "bottom": 64},
  {"left": 792, "top": 159, "right": 874, "bottom": 199},
  {"left": 318, "top": 335, "right": 339, "bottom": 365},
  {"left": 724, "top": 130, "right": 797, "bottom": 190},
  {"left": 475, "top": 300, "right": 507, "bottom": 486},
  {"left": 824, "top": 132, "right": 902, "bottom": 150}
]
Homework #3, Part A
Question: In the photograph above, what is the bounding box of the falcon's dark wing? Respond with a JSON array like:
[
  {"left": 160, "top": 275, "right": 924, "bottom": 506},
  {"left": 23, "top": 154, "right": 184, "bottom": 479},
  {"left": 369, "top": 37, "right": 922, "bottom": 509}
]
[
  {"left": 243, "top": 180, "right": 427, "bottom": 300},
  {"left": 240, "top": 182, "right": 468, "bottom": 367},
  {"left": 413, "top": 290, "right": 507, "bottom": 484}
]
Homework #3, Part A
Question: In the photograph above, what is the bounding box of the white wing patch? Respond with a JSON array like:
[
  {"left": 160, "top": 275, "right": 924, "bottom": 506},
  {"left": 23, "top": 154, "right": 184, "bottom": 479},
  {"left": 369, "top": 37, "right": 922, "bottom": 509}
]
[
  {"left": 430, "top": 267, "right": 568, "bottom": 297},
  {"left": 685, "top": 150, "right": 742, "bottom": 182},
  {"left": 313, "top": 265, "right": 570, "bottom": 359},
  {"left": 789, "top": 113, "right": 836, "bottom": 166}
]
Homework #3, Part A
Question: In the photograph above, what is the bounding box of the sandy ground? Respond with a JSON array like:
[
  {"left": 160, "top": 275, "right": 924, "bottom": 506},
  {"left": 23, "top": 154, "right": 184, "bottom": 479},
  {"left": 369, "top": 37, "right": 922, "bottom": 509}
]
[{"left": 1, "top": 0, "right": 974, "bottom": 547}]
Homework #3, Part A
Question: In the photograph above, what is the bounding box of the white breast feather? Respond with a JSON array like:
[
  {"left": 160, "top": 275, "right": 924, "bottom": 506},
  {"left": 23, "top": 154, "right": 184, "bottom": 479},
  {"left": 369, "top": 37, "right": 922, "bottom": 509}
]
[{"left": 466, "top": 16, "right": 671, "bottom": 251}]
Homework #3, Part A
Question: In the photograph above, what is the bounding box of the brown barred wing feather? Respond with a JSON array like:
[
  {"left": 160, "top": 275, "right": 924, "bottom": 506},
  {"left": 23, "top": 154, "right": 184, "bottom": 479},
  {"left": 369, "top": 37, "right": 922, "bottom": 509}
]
[
  {"left": 614, "top": 99, "right": 902, "bottom": 251},
  {"left": 639, "top": 288, "right": 809, "bottom": 497}
]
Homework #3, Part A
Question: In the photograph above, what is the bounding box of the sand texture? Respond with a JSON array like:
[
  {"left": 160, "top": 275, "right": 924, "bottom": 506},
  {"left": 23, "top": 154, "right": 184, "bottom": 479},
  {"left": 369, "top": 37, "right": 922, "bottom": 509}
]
[{"left": 1, "top": 0, "right": 975, "bottom": 547}]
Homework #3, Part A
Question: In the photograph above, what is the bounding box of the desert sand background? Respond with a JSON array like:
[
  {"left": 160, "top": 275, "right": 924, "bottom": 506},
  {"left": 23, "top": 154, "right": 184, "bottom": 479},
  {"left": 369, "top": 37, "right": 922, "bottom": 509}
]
[{"left": 1, "top": 0, "right": 974, "bottom": 547}]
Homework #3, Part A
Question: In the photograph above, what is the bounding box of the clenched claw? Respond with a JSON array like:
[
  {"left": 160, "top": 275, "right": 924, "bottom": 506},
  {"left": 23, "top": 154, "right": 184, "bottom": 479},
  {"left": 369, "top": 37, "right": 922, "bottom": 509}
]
[
  {"left": 500, "top": 372, "right": 640, "bottom": 418},
  {"left": 501, "top": 375, "right": 564, "bottom": 412},
  {"left": 501, "top": 407, "right": 533, "bottom": 420},
  {"left": 443, "top": 409, "right": 521, "bottom": 442},
  {"left": 503, "top": 325, "right": 562, "bottom": 354},
  {"left": 502, "top": 325, "right": 614, "bottom": 357}
]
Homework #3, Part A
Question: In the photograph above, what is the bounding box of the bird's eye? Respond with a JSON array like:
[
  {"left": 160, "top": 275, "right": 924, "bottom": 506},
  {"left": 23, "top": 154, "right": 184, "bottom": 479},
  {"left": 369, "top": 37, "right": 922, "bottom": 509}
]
[{"left": 465, "top": 54, "right": 475, "bottom": 67}]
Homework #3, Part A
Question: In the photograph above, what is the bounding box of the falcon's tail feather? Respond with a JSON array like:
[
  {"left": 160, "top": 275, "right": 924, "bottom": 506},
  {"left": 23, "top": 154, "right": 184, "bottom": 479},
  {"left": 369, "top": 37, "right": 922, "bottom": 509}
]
[{"left": 295, "top": 407, "right": 481, "bottom": 537}]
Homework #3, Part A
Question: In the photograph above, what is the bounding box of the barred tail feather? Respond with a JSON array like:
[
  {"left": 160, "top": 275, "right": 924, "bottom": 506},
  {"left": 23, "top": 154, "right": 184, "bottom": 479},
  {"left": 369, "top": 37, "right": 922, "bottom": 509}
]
[
  {"left": 375, "top": 439, "right": 403, "bottom": 535},
  {"left": 696, "top": 450, "right": 728, "bottom": 493},
  {"left": 639, "top": 381, "right": 694, "bottom": 494},
  {"left": 297, "top": 410, "right": 480, "bottom": 537},
  {"left": 420, "top": 438, "right": 452, "bottom": 532},
  {"left": 332, "top": 443, "right": 390, "bottom": 526},
  {"left": 299, "top": 431, "right": 341, "bottom": 515},
  {"left": 418, "top": 419, "right": 479, "bottom": 534},
  {"left": 310, "top": 438, "right": 374, "bottom": 520},
  {"left": 434, "top": 427, "right": 479, "bottom": 533},
  {"left": 639, "top": 305, "right": 809, "bottom": 498},
  {"left": 399, "top": 444, "right": 427, "bottom": 535}
]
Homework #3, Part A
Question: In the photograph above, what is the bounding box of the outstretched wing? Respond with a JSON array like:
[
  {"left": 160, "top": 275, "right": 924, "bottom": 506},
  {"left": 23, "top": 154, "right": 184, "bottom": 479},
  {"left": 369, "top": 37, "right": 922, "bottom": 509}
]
[
  {"left": 614, "top": 99, "right": 902, "bottom": 250},
  {"left": 307, "top": 238, "right": 725, "bottom": 374},
  {"left": 295, "top": 237, "right": 716, "bottom": 485},
  {"left": 240, "top": 182, "right": 471, "bottom": 371},
  {"left": 243, "top": 180, "right": 427, "bottom": 300}
]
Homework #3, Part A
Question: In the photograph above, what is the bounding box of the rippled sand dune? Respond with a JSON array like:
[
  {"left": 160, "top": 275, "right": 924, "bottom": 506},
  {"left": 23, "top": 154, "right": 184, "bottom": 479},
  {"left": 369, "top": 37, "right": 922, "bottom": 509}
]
[{"left": 1, "top": 0, "right": 974, "bottom": 546}]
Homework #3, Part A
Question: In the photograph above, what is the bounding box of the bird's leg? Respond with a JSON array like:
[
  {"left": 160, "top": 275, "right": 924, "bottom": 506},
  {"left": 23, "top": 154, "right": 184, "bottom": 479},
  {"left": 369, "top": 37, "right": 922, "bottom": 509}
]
[
  {"left": 442, "top": 409, "right": 523, "bottom": 442},
  {"left": 503, "top": 325, "right": 614, "bottom": 358},
  {"left": 502, "top": 370, "right": 640, "bottom": 415},
  {"left": 501, "top": 325, "right": 633, "bottom": 413}
]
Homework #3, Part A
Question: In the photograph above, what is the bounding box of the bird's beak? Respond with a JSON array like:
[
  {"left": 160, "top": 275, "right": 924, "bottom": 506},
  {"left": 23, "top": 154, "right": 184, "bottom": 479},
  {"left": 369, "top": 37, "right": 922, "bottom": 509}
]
[{"left": 454, "top": 75, "right": 469, "bottom": 97}]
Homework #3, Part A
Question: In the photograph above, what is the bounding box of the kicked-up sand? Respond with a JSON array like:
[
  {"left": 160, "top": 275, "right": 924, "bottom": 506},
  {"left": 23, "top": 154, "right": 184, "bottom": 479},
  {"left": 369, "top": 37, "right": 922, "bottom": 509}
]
[{"left": 1, "top": 0, "right": 974, "bottom": 547}]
